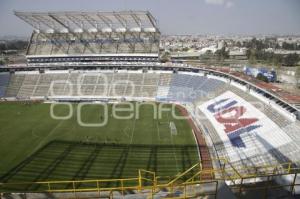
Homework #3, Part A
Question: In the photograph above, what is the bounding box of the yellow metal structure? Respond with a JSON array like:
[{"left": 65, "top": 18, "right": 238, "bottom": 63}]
[{"left": 0, "top": 158, "right": 299, "bottom": 199}]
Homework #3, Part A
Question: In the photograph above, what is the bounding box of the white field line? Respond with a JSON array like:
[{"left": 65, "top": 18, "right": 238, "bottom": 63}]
[{"left": 129, "top": 112, "right": 137, "bottom": 145}]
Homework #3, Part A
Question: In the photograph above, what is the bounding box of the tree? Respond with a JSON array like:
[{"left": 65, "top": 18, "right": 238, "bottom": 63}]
[
  {"left": 246, "top": 49, "right": 257, "bottom": 64},
  {"left": 273, "top": 54, "right": 282, "bottom": 78},
  {"left": 182, "top": 47, "right": 189, "bottom": 52},
  {"left": 283, "top": 53, "right": 299, "bottom": 66},
  {"left": 272, "top": 54, "right": 282, "bottom": 67},
  {"left": 201, "top": 50, "right": 213, "bottom": 61},
  {"left": 160, "top": 51, "right": 171, "bottom": 63},
  {"left": 215, "top": 47, "right": 229, "bottom": 61},
  {"left": 0, "top": 43, "right": 5, "bottom": 53},
  {"left": 281, "top": 42, "right": 300, "bottom": 50},
  {"left": 205, "top": 50, "right": 213, "bottom": 56},
  {"left": 256, "top": 73, "right": 269, "bottom": 83}
]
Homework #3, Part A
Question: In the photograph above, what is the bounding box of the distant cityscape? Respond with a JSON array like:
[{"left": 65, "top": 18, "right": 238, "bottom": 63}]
[
  {"left": 160, "top": 34, "right": 300, "bottom": 56},
  {"left": 1, "top": 34, "right": 300, "bottom": 88}
]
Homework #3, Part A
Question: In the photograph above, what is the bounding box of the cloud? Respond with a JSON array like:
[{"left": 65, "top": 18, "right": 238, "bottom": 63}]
[
  {"left": 204, "top": 0, "right": 235, "bottom": 8},
  {"left": 204, "top": 0, "right": 225, "bottom": 5},
  {"left": 225, "top": 1, "right": 235, "bottom": 8}
]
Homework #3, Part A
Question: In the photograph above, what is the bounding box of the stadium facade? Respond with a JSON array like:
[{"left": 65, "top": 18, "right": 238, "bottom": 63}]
[{"left": 0, "top": 10, "right": 300, "bottom": 198}]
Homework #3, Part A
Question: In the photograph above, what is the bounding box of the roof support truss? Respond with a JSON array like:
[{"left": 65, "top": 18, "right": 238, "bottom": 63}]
[{"left": 15, "top": 11, "right": 160, "bottom": 33}]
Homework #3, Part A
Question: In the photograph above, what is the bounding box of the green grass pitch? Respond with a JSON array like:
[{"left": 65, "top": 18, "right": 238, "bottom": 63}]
[{"left": 0, "top": 102, "right": 199, "bottom": 191}]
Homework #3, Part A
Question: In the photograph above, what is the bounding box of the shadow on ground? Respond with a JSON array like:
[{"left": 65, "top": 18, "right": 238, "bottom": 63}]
[{"left": 0, "top": 140, "right": 199, "bottom": 192}]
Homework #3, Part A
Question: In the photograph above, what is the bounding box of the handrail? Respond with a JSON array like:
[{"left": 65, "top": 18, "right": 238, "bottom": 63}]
[
  {"left": 1, "top": 158, "right": 299, "bottom": 197},
  {"left": 167, "top": 162, "right": 200, "bottom": 185},
  {"left": 0, "top": 177, "right": 139, "bottom": 185}
]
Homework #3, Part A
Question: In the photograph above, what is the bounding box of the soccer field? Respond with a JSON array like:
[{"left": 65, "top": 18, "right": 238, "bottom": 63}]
[{"left": 0, "top": 102, "right": 199, "bottom": 190}]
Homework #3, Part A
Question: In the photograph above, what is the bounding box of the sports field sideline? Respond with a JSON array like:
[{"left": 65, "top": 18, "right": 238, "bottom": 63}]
[{"left": 0, "top": 102, "right": 199, "bottom": 190}]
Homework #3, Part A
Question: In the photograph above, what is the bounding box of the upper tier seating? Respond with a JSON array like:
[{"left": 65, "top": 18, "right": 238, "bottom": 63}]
[{"left": 28, "top": 32, "right": 160, "bottom": 55}]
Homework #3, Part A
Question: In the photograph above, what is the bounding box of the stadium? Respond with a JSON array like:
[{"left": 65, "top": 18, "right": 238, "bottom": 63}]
[{"left": 0, "top": 11, "right": 300, "bottom": 199}]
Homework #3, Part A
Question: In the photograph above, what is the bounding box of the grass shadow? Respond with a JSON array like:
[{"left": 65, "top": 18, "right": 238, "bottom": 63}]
[{"left": 0, "top": 140, "right": 199, "bottom": 192}]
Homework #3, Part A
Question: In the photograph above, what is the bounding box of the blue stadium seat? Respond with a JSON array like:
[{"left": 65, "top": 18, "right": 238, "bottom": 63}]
[{"left": 0, "top": 73, "right": 10, "bottom": 97}]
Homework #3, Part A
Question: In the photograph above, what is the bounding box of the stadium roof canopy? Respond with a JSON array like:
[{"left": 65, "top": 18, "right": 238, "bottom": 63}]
[{"left": 14, "top": 11, "right": 159, "bottom": 34}]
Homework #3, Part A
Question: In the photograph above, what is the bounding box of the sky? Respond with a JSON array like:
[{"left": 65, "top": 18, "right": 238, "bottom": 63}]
[{"left": 0, "top": 0, "right": 300, "bottom": 37}]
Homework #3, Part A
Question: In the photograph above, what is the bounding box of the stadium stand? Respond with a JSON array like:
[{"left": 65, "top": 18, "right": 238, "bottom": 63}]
[
  {"left": 167, "top": 74, "right": 224, "bottom": 102},
  {"left": 14, "top": 11, "right": 160, "bottom": 64},
  {"left": 192, "top": 80, "right": 300, "bottom": 172},
  {"left": 2, "top": 68, "right": 300, "bottom": 198},
  {"left": 5, "top": 74, "right": 25, "bottom": 97},
  {"left": 3, "top": 71, "right": 226, "bottom": 101},
  {"left": 0, "top": 73, "right": 10, "bottom": 97},
  {"left": 1, "top": 10, "right": 300, "bottom": 198},
  {"left": 3, "top": 69, "right": 298, "bottom": 129}
]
